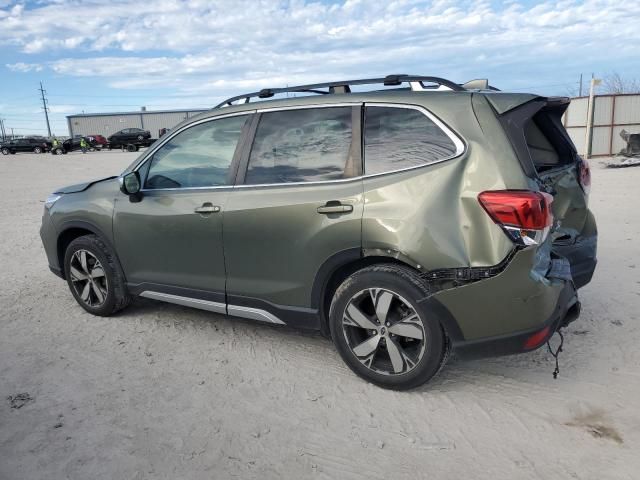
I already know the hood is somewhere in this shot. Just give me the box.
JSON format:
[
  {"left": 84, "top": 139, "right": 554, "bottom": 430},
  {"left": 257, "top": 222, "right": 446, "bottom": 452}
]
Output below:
[{"left": 54, "top": 176, "right": 117, "bottom": 194}]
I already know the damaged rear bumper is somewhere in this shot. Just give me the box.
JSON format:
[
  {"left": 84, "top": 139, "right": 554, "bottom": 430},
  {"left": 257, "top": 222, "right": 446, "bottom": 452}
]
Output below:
[
  {"left": 451, "top": 282, "right": 579, "bottom": 359},
  {"left": 422, "top": 247, "right": 581, "bottom": 359}
]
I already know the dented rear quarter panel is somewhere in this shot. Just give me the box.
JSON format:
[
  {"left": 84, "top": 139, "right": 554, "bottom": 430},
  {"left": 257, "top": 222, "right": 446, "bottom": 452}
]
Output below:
[
  {"left": 362, "top": 93, "right": 531, "bottom": 271},
  {"left": 361, "top": 93, "right": 574, "bottom": 341}
]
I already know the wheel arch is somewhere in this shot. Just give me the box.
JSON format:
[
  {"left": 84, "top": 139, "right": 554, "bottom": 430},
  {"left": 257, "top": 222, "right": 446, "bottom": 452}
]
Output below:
[
  {"left": 56, "top": 221, "right": 124, "bottom": 281},
  {"left": 312, "top": 250, "right": 463, "bottom": 340}
]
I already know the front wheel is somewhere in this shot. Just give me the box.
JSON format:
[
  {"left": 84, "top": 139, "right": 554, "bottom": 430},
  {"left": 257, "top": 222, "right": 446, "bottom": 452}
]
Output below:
[
  {"left": 136, "top": 135, "right": 144, "bottom": 141},
  {"left": 34, "top": 146, "right": 43, "bottom": 154},
  {"left": 64, "top": 235, "right": 131, "bottom": 316},
  {"left": 329, "top": 264, "right": 448, "bottom": 390},
  {"left": 1, "top": 147, "right": 9, "bottom": 155},
  {"left": 53, "top": 148, "right": 64, "bottom": 155}
]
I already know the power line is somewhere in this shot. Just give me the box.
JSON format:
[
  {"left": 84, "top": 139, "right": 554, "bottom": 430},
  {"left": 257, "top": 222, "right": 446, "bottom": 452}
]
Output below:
[{"left": 39, "top": 81, "right": 52, "bottom": 137}]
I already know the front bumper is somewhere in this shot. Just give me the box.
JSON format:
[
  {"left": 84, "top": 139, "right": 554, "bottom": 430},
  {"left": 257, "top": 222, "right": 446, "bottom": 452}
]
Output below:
[{"left": 40, "top": 209, "right": 62, "bottom": 278}]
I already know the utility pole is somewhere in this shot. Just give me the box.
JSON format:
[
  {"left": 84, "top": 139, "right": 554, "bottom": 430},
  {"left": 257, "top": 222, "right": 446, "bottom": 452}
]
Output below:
[
  {"left": 0, "top": 118, "right": 6, "bottom": 141},
  {"left": 584, "top": 74, "right": 601, "bottom": 159},
  {"left": 578, "top": 73, "right": 583, "bottom": 97},
  {"left": 39, "top": 81, "right": 52, "bottom": 137}
]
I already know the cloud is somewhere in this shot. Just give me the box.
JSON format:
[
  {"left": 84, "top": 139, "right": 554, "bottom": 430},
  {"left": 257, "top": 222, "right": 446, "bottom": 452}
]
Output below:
[
  {"left": 1, "top": 0, "right": 639, "bottom": 98},
  {"left": 6, "top": 62, "right": 43, "bottom": 72}
]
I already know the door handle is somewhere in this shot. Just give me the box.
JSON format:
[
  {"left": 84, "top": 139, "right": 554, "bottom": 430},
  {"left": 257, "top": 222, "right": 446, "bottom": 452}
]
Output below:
[
  {"left": 194, "top": 203, "right": 221, "bottom": 214},
  {"left": 317, "top": 202, "right": 353, "bottom": 214}
]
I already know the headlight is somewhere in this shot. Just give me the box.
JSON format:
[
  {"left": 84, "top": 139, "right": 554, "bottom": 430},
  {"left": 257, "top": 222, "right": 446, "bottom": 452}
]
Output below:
[{"left": 44, "top": 193, "right": 62, "bottom": 209}]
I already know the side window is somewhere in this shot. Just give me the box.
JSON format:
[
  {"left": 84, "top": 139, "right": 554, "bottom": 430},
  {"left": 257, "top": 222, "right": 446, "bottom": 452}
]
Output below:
[
  {"left": 364, "top": 106, "right": 458, "bottom": 175},
  {"left": 145, "top": 115, "right": 248, "bottom": 189},
  {"left": 245, "top": 107, "right": 355, "bottom": 185}
]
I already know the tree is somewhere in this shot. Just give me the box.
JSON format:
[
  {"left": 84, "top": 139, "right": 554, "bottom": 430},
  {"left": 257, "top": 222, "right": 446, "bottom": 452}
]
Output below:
[{"left": 601, "top": 72, "right": 640, "bottom": 94}]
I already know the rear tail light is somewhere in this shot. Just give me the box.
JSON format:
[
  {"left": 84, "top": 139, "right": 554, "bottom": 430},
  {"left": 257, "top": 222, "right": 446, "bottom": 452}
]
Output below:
[
  {"left": 523, "top": 325, "right": 551, "bottom": 350},
  {"left": 478, "top": 190, "right": 554, "bottom": 246},
  {"left": 578, "top": 158, "right": 591, "bottom": 194}
]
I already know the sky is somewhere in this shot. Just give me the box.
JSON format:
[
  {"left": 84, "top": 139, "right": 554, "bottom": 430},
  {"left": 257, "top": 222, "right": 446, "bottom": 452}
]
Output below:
[{"left": 0, "top": 0, "right": 639, "bottom": 137}]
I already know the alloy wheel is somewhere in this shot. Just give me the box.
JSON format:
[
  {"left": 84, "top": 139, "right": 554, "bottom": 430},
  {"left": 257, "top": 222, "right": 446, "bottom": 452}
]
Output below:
[
  {"left": 69, "top": 250, "right": 109, "bottom": 307},
  {"left": 342, "top": 288, "right": 426, "bottom": 375}
]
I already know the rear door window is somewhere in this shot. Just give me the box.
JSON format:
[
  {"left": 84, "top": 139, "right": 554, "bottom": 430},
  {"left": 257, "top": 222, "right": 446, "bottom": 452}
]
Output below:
[
  {"left": 364, "top": 106, "right": 458, "bottom": 175},
  {"left": 144, "top": 115, "right": 248, "bottom": 189},
  {"left": 244, "top": 107, "right": 356, "bottom": 185}
]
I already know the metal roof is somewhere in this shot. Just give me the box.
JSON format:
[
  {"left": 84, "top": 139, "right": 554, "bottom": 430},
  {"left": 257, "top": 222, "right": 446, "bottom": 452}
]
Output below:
[{"left": 66, "top": 108, "right": 207, "bottom": 119}]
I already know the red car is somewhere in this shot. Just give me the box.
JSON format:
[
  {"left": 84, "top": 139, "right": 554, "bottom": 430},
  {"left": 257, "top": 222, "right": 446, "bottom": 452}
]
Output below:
[{"left": 87, "top": 135, "right": 108, "bottom": 148}]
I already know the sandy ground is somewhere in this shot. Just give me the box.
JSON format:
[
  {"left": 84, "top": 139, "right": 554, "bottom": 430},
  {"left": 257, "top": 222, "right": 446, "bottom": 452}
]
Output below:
[{"left": 0, "top": 150, "right": 639, "bottom": 480}]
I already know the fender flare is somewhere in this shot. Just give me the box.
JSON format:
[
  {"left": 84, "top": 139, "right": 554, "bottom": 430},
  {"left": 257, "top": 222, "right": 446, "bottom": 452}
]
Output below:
[{"left": 56, "top": 220, "right": 126, "bottom": 281}]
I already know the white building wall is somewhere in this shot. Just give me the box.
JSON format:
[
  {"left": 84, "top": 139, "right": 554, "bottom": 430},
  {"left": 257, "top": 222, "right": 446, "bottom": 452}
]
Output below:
[
  {"left": 563, "top": 94, "right": 640, "bottom": 156},
  {"left": 67, "top": 110, "right": 206, "bottom": 138}
]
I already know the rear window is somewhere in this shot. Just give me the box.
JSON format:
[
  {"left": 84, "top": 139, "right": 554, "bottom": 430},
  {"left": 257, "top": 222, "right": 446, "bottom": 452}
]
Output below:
[
  {"left": 364, "top": 106, "right": 458, "bottom": 175},
  {"left": 524, "top": 109, "right": 575, "bottom": 170}
]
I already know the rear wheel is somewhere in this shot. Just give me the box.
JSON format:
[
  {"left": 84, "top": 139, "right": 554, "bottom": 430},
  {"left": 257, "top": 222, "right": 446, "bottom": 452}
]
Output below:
[
  {"left": 33, "top": 146, "right": 43, "bottom": 154},
  {"left": 126, "top": 144, "right": 138, "bottom": 152},
  {"left": 64, "top": 235, "right": 131, "bottom": 316},
  {"left": 1, "top": 148, "right": 9, "bottom": 155},
  {"left": 136, "top": 134, "right": 144, "bottom": 141},
  {"left": 54, "top": 148, "right": 64, "bottom": 155},
  {"left": 329, "top": 264, "right": 447, "bottom": 390}
]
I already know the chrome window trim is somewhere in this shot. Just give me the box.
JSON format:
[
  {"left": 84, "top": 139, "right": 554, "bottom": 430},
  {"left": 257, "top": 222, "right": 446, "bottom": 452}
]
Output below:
[
  {"left": 361, "top": 102, "right": 466, "bottom": 178},
  {"left": 128, "top": 102, "right": 466, "bottom": 191},
  {"left": 139, "top": 185, "right": 233, "bottom": 193},
  {"left": 255, "top": 102, "right": 360, "bottom": 113},
  {"left": 233, "top": 176, "right": 361, "bottom": 189},
  {"left": 129, "top": 110, "right": 255, "bottom": 174},
  {"left": 239, "top": 102, "right": 466, "bottom": 188}
]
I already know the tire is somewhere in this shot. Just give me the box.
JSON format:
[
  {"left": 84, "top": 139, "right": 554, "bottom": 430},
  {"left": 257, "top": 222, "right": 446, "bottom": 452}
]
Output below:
[
  {"left": 1, "top": 148, "right": 9, "bottom": 155},
  {"left": 126, "top": 144, "right": 137, "bottom": 152},
  {"left": 136, "top": 135, "right": 144, "bottom": 141},
  {"left": 34, "top": 146, "right": 43, "bottom": 154},
  {"left": 64, "top": 234, "right": 131, "bottom": 316},
  {"left": 54, "top": 148, "right": 64, "bottom": 155},
  {"left": 329, "top": 264, "right": 448, "bottom": 390}
]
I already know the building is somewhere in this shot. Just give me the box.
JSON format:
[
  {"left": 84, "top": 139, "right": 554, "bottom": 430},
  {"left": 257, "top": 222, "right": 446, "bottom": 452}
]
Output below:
[
  {"left": 66, "top": 108, "right": 208, "bottom": 139},
  {"left": 563, "top": 93, "right": 640, "bottom": 157}
]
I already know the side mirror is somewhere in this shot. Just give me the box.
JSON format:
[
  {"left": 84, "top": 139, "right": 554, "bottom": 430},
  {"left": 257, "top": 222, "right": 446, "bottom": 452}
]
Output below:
[{"left": 119, "top": 171, "right": 141, "bottom": 195}]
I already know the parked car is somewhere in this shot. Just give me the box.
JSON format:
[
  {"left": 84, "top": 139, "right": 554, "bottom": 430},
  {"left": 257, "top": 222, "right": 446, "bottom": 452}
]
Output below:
[
  {"left": 39, "top": 75, "right": 597, "bottom": 390},
  {"left": 1, "top": 137, "right": 50, "bottom": 154},
  {"left": 107, "top": 128, "right": 151, "bottom": 148},
  {"left": 87, "top": 135, "right": 108, "bottom": 148},
  {"left": 51, "top": 137, "right": 88, "bottom": 155},
  {"left": 159, "top": 127, "right": 172, "bottom": 138}
]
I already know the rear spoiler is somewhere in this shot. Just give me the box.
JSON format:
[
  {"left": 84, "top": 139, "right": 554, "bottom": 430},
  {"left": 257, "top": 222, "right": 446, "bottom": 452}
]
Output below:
[{"left": 483, "top": 93, "right": 570, "bottom": 115}]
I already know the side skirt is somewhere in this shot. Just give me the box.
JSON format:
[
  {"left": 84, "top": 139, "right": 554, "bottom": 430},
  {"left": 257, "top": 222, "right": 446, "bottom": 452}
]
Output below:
[{"left": 129, "top": 283, "right": 320, "bottom": 329}]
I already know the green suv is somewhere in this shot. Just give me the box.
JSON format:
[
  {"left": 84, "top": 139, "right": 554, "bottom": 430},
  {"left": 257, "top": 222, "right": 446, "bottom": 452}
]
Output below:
[{"left": 40, "top": 75, "right": 597, "bottom": 390}]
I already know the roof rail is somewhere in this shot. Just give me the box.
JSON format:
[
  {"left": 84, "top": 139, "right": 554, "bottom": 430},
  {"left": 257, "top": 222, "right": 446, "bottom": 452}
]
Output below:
[{"left": 214, "top": 74, "right": 473, "bottom": 108}]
